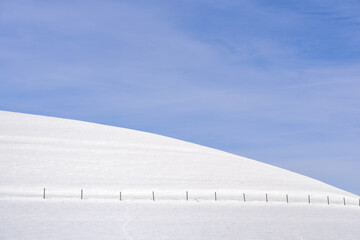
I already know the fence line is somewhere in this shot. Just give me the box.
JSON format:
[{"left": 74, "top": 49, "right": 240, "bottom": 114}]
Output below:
[{"left": 30, "top": 189, "right": 360, "bottom": 207}]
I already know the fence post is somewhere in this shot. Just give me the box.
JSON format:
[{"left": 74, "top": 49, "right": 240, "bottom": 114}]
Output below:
[
  {"left": 308, "top": 195, "right": 310, "bottom": 204},
  {"left": 243, "top": 193, "right": 246, "bottom": 202},
  {"left": 120, "top": 192, "right": 122, "bottom": 201},
  {"left": 81, "top": 189, "right": 83, "bottom": 200},
  {"left": 186, "top": 191, "right": 188, "bottom": 201},
  {"left": 286, "top": 194, "right": 289, "bottom": 203},
  {"left": 327, "top": 196, "right": 329, "bottom": 205},
  {"left": 43, "top": 188, "right": 46, "bottom": 199},
  {"left": 152, "top": 191, "right": 155, "bottom": 201},
  {"left": 266, "top": 193, "right": 268, "bottom": 203},
  {"left": 343, "top": 197, "right": 346, "bottom": 206},
  {"left": 215, "top": 192, "right": 217, "bottom": 201}
]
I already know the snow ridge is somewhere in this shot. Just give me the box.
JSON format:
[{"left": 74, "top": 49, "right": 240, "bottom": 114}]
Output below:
[{"left": 0, "top": 110, "right": 357, "bottom": 197}]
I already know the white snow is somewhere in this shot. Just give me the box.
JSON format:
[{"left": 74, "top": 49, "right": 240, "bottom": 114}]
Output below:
[
  {"left": 1, "top": 199, "right": 359, "bottom": 240},
  {"left": 0, "top": 110, "right": 359, "bottom": 239}
]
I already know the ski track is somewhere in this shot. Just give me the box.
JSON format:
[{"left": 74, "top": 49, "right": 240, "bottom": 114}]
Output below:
[{"left": 121, "top": 203, "right": 133, "bottom": 240}]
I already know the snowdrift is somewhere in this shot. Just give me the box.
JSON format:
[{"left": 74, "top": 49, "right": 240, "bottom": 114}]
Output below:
[
  {"left": 1, "top": 110, "right": 359, "bottom": 240},
  {"left": 0, "top": 110, "right": 356, "bottom": 200}
]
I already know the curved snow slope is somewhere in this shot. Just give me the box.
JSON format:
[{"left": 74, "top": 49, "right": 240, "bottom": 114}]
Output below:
[{"left": 0, "top": 110, "right": 354, "bottom": 197}]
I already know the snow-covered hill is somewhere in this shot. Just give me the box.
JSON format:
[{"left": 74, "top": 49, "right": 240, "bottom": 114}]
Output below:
[
  {"left": 0, "top": 110, "right": 359, "bottom": 240},
  {"left": 0, "top": 110, "right": 355, "bottom": 196}
]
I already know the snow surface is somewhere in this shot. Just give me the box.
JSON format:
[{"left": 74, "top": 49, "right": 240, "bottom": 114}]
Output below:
[
  {"left": 1, "top": 199, "right": 359, "bottom": 240},
  {"left": 0, "top": 110, "right": 359, "bottom": 239}
]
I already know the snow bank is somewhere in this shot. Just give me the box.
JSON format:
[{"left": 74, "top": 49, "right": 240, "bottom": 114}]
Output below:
[
  {"left": 0, "top": 110, "right": 356, "bottom": 197},
  {"left": 0, "top": 110, "right": 359, "bottom": 239}
]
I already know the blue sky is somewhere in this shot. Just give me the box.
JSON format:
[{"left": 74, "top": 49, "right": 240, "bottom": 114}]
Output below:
[{"left": 1, "top": 0, "right": 359, "bottom": 194}]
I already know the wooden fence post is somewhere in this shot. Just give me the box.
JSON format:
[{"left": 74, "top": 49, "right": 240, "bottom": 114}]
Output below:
[
  {"left": 120, "top": 192, "right": 122, "bottom": 201},
  {"left": 243, "top": 193, "right": 246, "bottom": 202},
  {"left": 308, "top": 195, "right": 310, "bottom": 204},
  {"left": 186, "top": 191, "right": 188, "bottom": 201},
  {"left": 215, "top": 192, "right": 217, "bottom": 201},
  {"left": 286, "top": 194, "right": 289, "bottom": 203},
  {"left": 343, "top": 197, "right": 346, "bottom": 206},
  {"left": 43, "top": 188, "right": 46, "bottom": 199},
  {"left": 152, "top": 191, "right": 155, "bottom": 201},
  {"left": 81, "top": 189, "right": 83, "bottom": 200},
  {"left": 327, "top": 196, "right": 329, "bottom": 205},
  {"left": 266, "top": 193, "right": 268, "bottom": 203}
]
